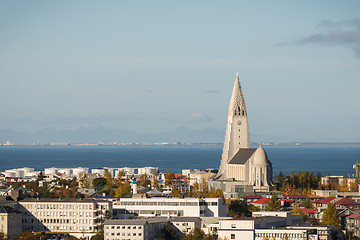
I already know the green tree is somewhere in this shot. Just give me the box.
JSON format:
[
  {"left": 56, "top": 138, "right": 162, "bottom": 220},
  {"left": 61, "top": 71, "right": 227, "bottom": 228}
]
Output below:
[
  {"left": 155, "top": 224, "right": 177, "bottom": 240},
  {"left": 321, "top": 202, "right": 340, "bottom": 230},
  {"left": 228, "top": 199, "right": 251, "bottom": 218},
  {"left": 93, "top": 178, "right": 107, "bottom": 188},
  {"left": 302, "top": 196, "right": 313, "bottom": 209},
  {"left": 268, "top": 194, "right": 281, "bottom": 211},
  {"left": 182, "top": 228, "right": 205, "bottom": 240}
]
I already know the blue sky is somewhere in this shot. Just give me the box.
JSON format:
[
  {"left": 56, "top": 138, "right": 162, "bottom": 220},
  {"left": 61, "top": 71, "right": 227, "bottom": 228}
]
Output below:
[{"left": 1, "top": 1, "right": 359, "bottom": 142}]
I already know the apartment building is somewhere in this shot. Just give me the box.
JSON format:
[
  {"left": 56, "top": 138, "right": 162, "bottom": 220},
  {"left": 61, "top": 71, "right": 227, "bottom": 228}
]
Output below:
[
  {"left": 19, "top": 198, "right": 112, "bottom": 238},
  {"left": 113, "top": 197, "right": 226, "bottom": 218},
  {"left": 0, "top": 205, "right": 22, "bottom": 239}
]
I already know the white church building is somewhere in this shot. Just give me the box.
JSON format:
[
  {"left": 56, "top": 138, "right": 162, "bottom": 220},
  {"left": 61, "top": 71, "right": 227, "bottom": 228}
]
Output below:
[{"left": 209, "top": 74, "right": 273, "bottom": 197}]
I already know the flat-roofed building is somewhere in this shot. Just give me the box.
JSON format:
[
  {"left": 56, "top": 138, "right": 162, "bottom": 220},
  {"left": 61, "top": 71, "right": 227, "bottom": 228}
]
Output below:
[
  {"left": 104, "top": 218, "right": 169, "bottom": 240},
  {"left": 19, "top": 198, "right": 112, "bottom": 238},
  {"left": 113, "top": 197, "right": 226, "bottom": 218},
  {"left": 0, "top": 205, "right": 22, "bottom": 239}
]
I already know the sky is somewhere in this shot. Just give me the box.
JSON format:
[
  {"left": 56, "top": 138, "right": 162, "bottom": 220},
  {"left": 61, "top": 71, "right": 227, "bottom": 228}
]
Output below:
[{"left": 0, "top": 1, "right": 359, "bottom": 142}]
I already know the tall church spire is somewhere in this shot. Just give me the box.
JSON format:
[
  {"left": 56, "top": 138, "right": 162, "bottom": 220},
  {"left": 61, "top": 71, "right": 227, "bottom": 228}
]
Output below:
[{"left": 216, "top": 74, "right": 251, "bottom": 179}]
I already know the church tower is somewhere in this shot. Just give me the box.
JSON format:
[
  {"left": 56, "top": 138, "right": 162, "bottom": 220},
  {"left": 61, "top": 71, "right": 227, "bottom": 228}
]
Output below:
[{"left": 217, "top": 74, "right": 250, "bottom": 179}]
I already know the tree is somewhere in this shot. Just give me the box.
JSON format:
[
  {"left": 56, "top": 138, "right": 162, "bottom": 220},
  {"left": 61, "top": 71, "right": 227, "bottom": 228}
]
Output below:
[
  {"left": 104, "top": 169, "right": 113, "bottom": 186},
  {"left": 138, "top": 174, "right": 151, "bottom": 187},
  {"left": 228, "top": 199, "right": 251, "bottom": 218},
  {"left": 182, "top": 228, "right": 205, "bottom": 240},
  {"left": 165, "top": 167, "right": 174, "bottom": 187},
  {"left": 171, "top": 187, "right": 180, "bottom": 198},
  {"left": 37, "top": 171, "right": 45, "bottom": 181},
  {"left": 93, "top": 178, "right": 107, "bottom": 188},
  {"left": 151, "top": 172, "right": 159, "bottom": 189},
  {"left": 155, "top": 224, "right": 177, "bottom": 240},
  {"left": 302, "top": 196, "right": 313, "bottom": 209},
  {"left": 268, "top": 194, "right": 281, "bottom": 211},
  {"left": 292, "top": 203, "right": 302, "bottom": 215},
  {"left": 116, "top": 170, "right": 126, "bottom": 184},
  {"left": 321, "top": 202, "right": 340, "bottom": 230},
  {"left": 115, "top": 182, "right": 131, "bottom": 198}
]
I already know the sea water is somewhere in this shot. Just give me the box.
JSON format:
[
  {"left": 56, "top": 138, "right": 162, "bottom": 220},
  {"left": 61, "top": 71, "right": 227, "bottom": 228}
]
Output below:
[{"left": 0, "top": 145, "right": 359, "bottom": 176}]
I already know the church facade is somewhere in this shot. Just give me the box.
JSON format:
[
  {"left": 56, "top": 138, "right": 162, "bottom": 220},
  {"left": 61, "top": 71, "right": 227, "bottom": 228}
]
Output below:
[{"left": 209, "top": 74, "right": 273, "bottom": 197}]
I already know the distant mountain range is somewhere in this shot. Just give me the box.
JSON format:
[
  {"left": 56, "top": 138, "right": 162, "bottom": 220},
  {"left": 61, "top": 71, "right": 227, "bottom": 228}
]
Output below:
[{"left": 0, "top": 127, "right": 358, "bottom": 144}]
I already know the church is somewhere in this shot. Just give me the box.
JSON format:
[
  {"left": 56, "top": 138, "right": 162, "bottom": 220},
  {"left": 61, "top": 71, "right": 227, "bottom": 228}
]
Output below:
[{"left": 209, "top": 74, "right": 273, "bottom": 197}]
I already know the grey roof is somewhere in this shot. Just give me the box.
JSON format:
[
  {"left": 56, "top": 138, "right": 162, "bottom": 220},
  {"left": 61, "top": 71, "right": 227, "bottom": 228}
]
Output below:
[
  {"left": 170, "top": 217, "right": 201, "bottom": 222},
  {"left": 19, "top": 198, "right": 108, "bottom": 203},
  {"left": 104, "top": 218, "right": 169, "bottom": 226},
  {"left": 228, "top": 148, "right": 256, "bottom": 165},
  {"left": 0, "top": 205, "right": 20, "bottom": 214}
]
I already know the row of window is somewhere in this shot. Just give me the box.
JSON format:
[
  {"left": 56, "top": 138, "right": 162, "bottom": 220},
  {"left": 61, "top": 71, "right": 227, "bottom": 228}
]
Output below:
[
  {"left": 106, "top": 232, "right": 142, "bottom": 237},
  {"left": 22, "top": 204, "right": 94, "bottom": 210},
  {"left": 255, "top": 232, "right": 306, "bottom": 238},
  {"left": 119, "top": 201, "right": 200, "bottom": 206},
  {"left": 106, "top": 226, "right": 142, "bottom": 230}
]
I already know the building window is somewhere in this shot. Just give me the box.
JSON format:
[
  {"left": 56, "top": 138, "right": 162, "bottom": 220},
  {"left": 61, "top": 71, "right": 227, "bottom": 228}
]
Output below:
[
  {"left": 231, "top": 234, "right": 235, "bottom": 239},
  {"left": 231, "top": 224, "right": 236, "bottom": 229}
]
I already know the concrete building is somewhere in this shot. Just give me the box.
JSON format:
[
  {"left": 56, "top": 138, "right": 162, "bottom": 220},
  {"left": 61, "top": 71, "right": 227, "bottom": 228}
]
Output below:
[
  {"left": 170, "top": 217, "right": 201, "bottom": 238},
  {"left": 0, "top": 205, "right": 22, "bottom": 239},
  {"left": 113, "top": 197, "right": 226, "bottom": 218},
  {"left": 217, "top": 216, "right": 334, "bottom": 240},
  {"left": 18, "top": 198, "right": 112, "bottom": 238},
  {"left": 104, "top": 218, "right": 169, "bottom": 240},
  {"left": 209, "top": 75, "right": 273, "bottom": 197}
]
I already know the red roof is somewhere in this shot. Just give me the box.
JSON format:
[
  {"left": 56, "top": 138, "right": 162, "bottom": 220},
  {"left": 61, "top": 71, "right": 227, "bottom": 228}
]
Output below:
[
  {"left": 313, "top": 197, "right": 336, "bottom": 204},
  {"left": 307, "top": 194, "right": 325, "bottom": 199},
  {"left": 173, "top": 173, "right": 186, "bottom": 179},
  {"left": 252, "top": 198, "right": 270, "bottom": 205},
  {"left": 280, "top": 199, "right": 294, "bottom": 203},
  {"left": 346, "top": 213, "right": 360, "bottom": 219},
  {"left": 283, "top": 195, "right": 307, "bottom": 199},
  {"left": 301, "top": 208, "right": 318, "bottom": 214},
  {"left": 335, "top": 198, "right": 360, "bottom": 206},
  {"left": 240, "top": 195, "right": 263, "bottom": 199}
]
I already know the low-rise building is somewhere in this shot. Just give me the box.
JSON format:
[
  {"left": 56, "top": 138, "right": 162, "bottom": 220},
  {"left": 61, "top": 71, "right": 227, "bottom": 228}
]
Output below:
[
  {"left": 19, "top": 198, "right": 112, "bottom": 239},
  {"left": 0, "top": 205, "right": 22, "bottom": 239},
  {"left": 104, "top": 218, "right": 169, "bottom": 240},
  {"left": 113, "top": 197, "right": 226, "bottom": 218}
]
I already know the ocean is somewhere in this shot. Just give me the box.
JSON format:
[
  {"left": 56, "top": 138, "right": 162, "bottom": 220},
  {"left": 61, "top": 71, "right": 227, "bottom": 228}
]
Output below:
[{"left": 0, "top": 145, "right": 360, "bottom": 176}]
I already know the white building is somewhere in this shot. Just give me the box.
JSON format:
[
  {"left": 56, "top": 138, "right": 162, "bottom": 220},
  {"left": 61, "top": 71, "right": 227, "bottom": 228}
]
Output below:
[
  {"left": 19, "top": 198, "right": 112, "bottom": 239},
  {"left": 113, "top": 197, "right": 226, "bottom": 218},
  {"left": 0, "top": 205, "right": 22, "bottom": 239},
  {"left": 104, "top": 218, "right": 169, "bottom": 240}
]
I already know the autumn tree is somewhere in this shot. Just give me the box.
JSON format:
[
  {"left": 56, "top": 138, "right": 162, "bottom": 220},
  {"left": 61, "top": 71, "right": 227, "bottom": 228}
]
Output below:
[
  {"left": 138, "top": 174, "right": 151, "bottom": 187},
  {"left": 321, "top": 203, "right": 340, "bottom": 230},
  {"left": 292, "top": 203, "right": 302, "bottom": 215},
  {"left": 165, "top": 167, "right": 174, "bottom": 187},
  {"left": 151, "top": 172, "right": 159, "bottom": 189},
  {"left": 115, "top": 182, "right": 131, "bottom": 198},
  {"left": 268, "top": 194, "right": 281, "bottom": 211},
  {"left": 104, "top": 169, "right": 113, "bottom": 186}
]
